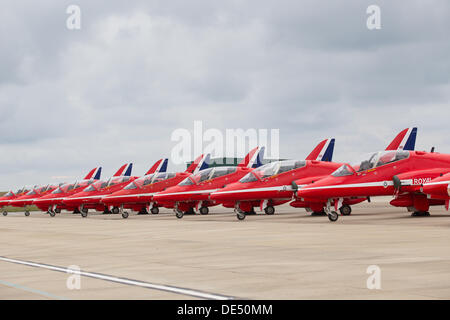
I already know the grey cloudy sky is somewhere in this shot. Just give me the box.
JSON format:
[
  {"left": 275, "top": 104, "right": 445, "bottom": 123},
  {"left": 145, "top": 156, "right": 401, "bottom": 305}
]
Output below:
[{"left": 1, "top": 0, "right": 449, "bottom": 190}]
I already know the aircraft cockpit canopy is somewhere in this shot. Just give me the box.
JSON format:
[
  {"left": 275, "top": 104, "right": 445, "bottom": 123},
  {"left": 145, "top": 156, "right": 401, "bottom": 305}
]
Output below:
[
  {"left": 239, "top": 160, "right": 306, "bottom": 183},
  {"left": 332, "top": 150, "right": 410, "bottom": 177}
]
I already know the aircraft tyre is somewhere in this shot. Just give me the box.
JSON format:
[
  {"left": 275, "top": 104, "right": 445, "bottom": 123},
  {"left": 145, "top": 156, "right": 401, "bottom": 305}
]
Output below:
[
  {"left": 112, "top": 207, "right": 119, "bottom": 214},
  {"left": 122, "top": 211, "right": 129, "bottom": 219},
  {"left": 264, "top": 206, "right": 275, "bottom": 215},
  {"left": 54, "top": 208, "right": 61, "bottom": 214},
  {"left": 199, "top": 206, "right": 209, "bottom": 215},
  {"left": 339, "top": 205, "right": 352, "bottom": 216},
  {"left": 411, "top": 211, "right": 430, "bottom": 217},
  {"left": 236, "top": 211, "right": 246, "bottom": 220},
  {"left": 175, "top": 210, "right": 184, "bottom": 219},
  {"left": 49, "top": 210, "right": 56, "bottom": 217},
  {"left": 24, "top": 211, "right": 30, "bottom": 217},
  {"left": 2, "top": 211, "right": 7, "bottom": 216},
  {"left": 328, "top": 211, "right": 339, "bottom": 222},
  {"left": 151, "top": 207, "right": 159, "bottom": 214},
  {"left": 81, "top": 211, "right": 88, "bottom": 218}
]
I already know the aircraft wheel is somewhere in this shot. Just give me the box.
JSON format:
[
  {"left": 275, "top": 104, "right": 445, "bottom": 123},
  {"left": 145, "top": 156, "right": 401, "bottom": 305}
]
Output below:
[
  {"left": 175, "top": 210, "right": 184, "bottom": 219},
  {"left": 81, "top": 208, "right": 88, "bottom": 214},
  {"left": 24, "top": 211, "right": 30, "bottom": 217},
  {"left": 199, "top": 206, "right": 209, "bottom": 215},
  {"left": 54, "top": 208, "right": 61, "bottom": 214},
  {"left": 151, "top": 207, "right": 159, "bottom": 214},
  {"left": 49, "top": 210, "right": 56, "bottom": 217},
  {"left": 81, "top": 211, "right": 88, "bottom": 218},
  {"left": 236, "top": 211, "right": 246, "bottom": 220},
  {"left": 3, "top": 211, "right": 7, "bottom": 216},
  {"left": 339, "top": 205, "right": 352, "bottom": 216},
  {"left": 264, "top": 206, "right": 275, "bottom": 215},
  {"left": 112, "top": 207, "right": 119, "bottom": 214},
  {"left": 411, "top": 211, "right": 430, "bottom": 217},
  {"left": 122, "top": 211, "right": 129, "bottom": 219},
  {"left": 328, "top": 211, "right": 339, "bottom": 222}
]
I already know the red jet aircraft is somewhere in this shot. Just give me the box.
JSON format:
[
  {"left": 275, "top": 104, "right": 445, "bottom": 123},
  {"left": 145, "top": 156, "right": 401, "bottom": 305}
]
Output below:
[
  {"left": 292, "top": 133, "right": 450, "bottom": 223},
  {"left": 101, "top": 154, "right": 210, "bottom": 218},
  {"left": 33, "top": 167, "right": 102, "bottom": 216},
  {"left": 62, "top": 163, "right": 137, "bottom": 217},
  {"left": 210, "top": 128, "right": 418, "bottom": 220},
  {"left": 153, "top": 147, "right": 264, "bottom": 218},
  {"left": 7, "top": 184, "right": 60, "bottom": 216},
  {"left": 0, "top": 187, "right": 31, "bottom": 216}
]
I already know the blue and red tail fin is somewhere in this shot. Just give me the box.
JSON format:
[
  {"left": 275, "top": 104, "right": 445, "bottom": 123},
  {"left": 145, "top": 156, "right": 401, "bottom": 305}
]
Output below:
[
  {"left": 84, "top": 167, "right": 99, "bottom": 180},
  {"left": 305, "top": 138, "right": 335, "bottom": 162},
  {"left": 145, "top": 159, "right": 169, "bottom": 175},
  {"left": 113, "top": 163, "right": 133, "bottom": 177},
  {"left": 385, "top": 127, "right": 417, "bottom": 151},
  {"left": 238, "top": 147, "right": 261, "bottom": 168},
  {"left": 93, "top": 167, "right": 102, "bottom": 180},
  {"left": 186, "top": 154, "right": 210, "bottom": 174},
  {"left": 253, "top": 146, "right": 265, "bottom": 168}
]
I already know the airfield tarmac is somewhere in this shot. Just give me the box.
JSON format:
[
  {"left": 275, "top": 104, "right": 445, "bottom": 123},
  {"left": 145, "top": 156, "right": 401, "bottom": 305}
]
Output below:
[{"left": 1, "top": 198, "right": 450, "bottom": 300}]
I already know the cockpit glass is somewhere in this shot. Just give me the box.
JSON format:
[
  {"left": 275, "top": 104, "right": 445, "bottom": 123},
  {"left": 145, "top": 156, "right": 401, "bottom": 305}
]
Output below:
[
  {"left": 52, "top": 187, "right": 63, "bottom": 194},
  {"left": 210, "top": 167, "right": 237, "bottom": 179},
  {"left": 349, "top": 150, "right": 410, "bottom": 172},
  {"left": 26, "top": 190, "right": 37, "bottom": 195},
  {"left": 4, "top": 191, "right": 14, "bottom": 197},
  {"left": 239, "top": 172, "right": 259, "bottom": 183},
  {"left": 124, "top": 182, "right": 138, "bottom": 190},
  {"left": 179, "top": 177, "right": 194, "bottom": 186},
  {"left": 84, "top": 184, "right": 98, "bottom": 192},
  {"left": 332, "top": 164, "right": 354, "bottom": 177},
  {"left": 251, "top": 160, "right": 306, "bottom": 180}
]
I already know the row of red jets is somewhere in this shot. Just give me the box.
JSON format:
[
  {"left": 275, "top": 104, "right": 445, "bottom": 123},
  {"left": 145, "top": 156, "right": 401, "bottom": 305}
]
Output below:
[{"left": 3, "top": 127, "right": 447, "bottom": 222}]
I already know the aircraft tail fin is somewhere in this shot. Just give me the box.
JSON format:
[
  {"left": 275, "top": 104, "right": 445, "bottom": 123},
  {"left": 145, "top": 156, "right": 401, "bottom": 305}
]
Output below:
[
  {"left": 145, "top": 159, "right": 168, "bottom": 175},
  {"left": 186, "top": 154, "right": 210, "bottom": 174},
  {"left": 113, "top": 163, "right": 133, "bottom": 177},
  {"left": 93, "top": 167, "right": 102, "bottom": 180},
  {"left": 385, "top": 127, "right": 417, "bottom": 151},
  {"left": 253, "top": 146, "right": 265, "bottom": 168},
  {"left": 84, "top": 167, "right": 101, "bottom": 180},
  {"left": 305, "top": 138, "right": 335, "bottom": 162},
  {"left": 238, "top": 147, "right": 260, "bottom": 168}
]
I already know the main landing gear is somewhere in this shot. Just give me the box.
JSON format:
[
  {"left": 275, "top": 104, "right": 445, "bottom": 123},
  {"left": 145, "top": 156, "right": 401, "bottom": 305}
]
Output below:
[
  {"left": 199, "top": 206, "right": 209, "bottom": 215},
  {"left": 339, "top": 204, "right": 352, "bottom": 216},
  {"left": 3, "top": 211, "right": 7, "bottom": 216},
  {"left": 264, "top": 206, "right": 275, "bottom": 215},
  {"left": 174, "top": 207, "right": 195, "bottom": 219},
  {"left": 24, "top": 211, "right": 30, "bottom": 217},
  {"left": 150, "top": 207, "right": 159, "bottom": 215}
]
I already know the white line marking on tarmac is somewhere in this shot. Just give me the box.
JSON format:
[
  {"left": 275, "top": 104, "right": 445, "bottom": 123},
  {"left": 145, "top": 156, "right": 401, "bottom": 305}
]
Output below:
[
  {"left": 0, "top": 256, "right": 234, "bottom": 300},
  {"left": 0, "top": 279, "right": 69, "bottom": 300}
]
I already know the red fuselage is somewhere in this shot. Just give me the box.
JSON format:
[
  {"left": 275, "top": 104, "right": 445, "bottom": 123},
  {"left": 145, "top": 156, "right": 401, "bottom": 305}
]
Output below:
[
  {"left": 210, "top": 160, "right": 342, "bottom": 212},
  {"left": 8, "top": 186, "right": 58, "bottom": 208},
  {"left": 33, "top": 180, "right": 96, "bottom": 212},
  {"left": 62, "top": 176, "right": 138, "bottom": 211},
  {"left": 296, "top": 151, "right": 450, "bottom": 212},
  {"left": 101, "top": 172, "right": 191, "bottom": 211},
  {"left": 153, "top": 166, "right": 253, "bottom": 212}
]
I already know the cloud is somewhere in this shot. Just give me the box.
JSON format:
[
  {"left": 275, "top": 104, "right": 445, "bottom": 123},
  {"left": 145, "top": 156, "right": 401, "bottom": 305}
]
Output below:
[{"left": 0, "top": 0, "right": 449, "bottom": 189}]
